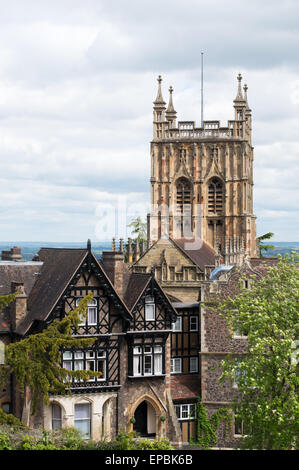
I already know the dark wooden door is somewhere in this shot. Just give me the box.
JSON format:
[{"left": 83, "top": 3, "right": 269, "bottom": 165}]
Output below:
[{"left": 133, "top": 402, "right": 147, "bottom": 436}]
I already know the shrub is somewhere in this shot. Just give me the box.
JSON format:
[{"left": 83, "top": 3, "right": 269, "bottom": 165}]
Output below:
[
  {"left": 0, "top": 431, "right": 12, "bottom": 450},
  {"left": 0, "top": 409, "right": 26, "bottom": 428},
  {"left": 97, "top": 432, "right": 174, "bottom": 450}
]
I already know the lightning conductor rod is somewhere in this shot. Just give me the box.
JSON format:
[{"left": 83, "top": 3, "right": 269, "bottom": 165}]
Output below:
[{"left": 201, "top": 51, "right": 204, "bottom": 128}]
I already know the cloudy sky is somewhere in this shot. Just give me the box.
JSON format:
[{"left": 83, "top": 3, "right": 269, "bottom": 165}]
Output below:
[{"left": 0, "top": 0, "right": 298, "bottom": 242}]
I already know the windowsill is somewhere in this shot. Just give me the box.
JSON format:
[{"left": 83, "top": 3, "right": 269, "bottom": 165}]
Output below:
[
  {"left": 128, "top": 374, "right": 166, "bottom": 379},
  {"left": 177, "top": 418, "right": 196, "bottom": 422}
]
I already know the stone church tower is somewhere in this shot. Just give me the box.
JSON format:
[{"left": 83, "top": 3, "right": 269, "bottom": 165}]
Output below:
[{"left": 148, "top": 74, "right": 258, "bottom": 259}]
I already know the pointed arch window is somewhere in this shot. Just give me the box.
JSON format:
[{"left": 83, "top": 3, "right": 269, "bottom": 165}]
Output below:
[
  {"left": 176, "top": 178, "right": 191, "bottom": 211},
  {"left": 208, "top": 178, "right": 223, "bottom": 215}
]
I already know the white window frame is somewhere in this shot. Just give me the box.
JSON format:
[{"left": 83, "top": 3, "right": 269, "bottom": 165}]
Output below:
[
  {"left": 76, "top": 298, "right": 97, "bottom": 326},
  {"left": 145, "top": 296, "right": 155, "bottom": 321},
  {"left": 74, "top": 403, "right": 91, "bottom": 439},
  {"left": 144, "top": 346, "right": 153, "bottom": 375},
  {"left": 175, "top": 403, "right": 196, "bottom": 421},
  {"left": 133, "top": 346, "right": 142, "bottom": 376},
  {"left": 171, "top": 357, "right": 182, "bottom": 374},
  {"left": 189, "top": 316, "right": 198, "bottom": 332},
  {"left": 133, "top": 344, "right": 163, "bottom": 377},
  {"left": 62, "top": 349, "right": 106, "bottom": 382},
  {"left": 172, "top": 316, "right": 182, "bottom": 331}
]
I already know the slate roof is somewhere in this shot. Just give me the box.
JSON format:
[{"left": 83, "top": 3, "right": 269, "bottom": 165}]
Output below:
[
  {"left": 0, "top": 261, "right": 43, "bottom": 297},
  {"left": 17, "top": 248, "right": 133, "bottom": 336},
  {"left": 1, "top": 246, "right": 178, "bottom": 336},
  {"left": 17, "top": 248, "right": 88, "bottom": 336},
  {"left": 123, "top": 273, "right": 152, "bottom": 310},
  {"left": 172, "top": 238, "right": 215, "bottom": 271},
  {"left": 0, "top": 261, "right": 43, "bottom": 334}
]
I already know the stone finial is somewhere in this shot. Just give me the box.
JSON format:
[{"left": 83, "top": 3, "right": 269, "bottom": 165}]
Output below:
[
  {"left": 243, "top": 83, "right": 251, "bottom": 112},
  {"left": 87, "top": 239, "right": 91, "bottom": 252},
  {"left": 154, "top": 75, "right": 165, "bottom": 105},
  {"left": 166, "top": 86, "right": 176, "bottom": 113},
  {"left": 112, "top": 237, "right": 116, "bottom": 252},
  {"left": 234, "top": 73, "right": 244, "bottom": 101},
  {"left": 119, "top": 238, "right": 124, "bottom": 253}
]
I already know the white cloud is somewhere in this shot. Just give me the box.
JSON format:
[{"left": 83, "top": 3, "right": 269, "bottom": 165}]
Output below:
[{"left": 0, "top": 0, "right": 298, "bottom": 241}]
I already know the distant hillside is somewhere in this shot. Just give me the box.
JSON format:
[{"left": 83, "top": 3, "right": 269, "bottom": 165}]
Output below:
[
  {"left": 0, "top": 241, "right": 112, "bottom": 261},
  {"left": 0, "top": 241, "right": 298, "bottom": 262},
  {"left": 260, "top": 242, "right": 299, "bottom": 258}
]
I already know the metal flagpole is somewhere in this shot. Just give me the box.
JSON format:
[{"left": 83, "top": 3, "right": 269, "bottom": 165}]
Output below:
[{"left": 201, "top": 52, "right": 204, "bottom": 128}]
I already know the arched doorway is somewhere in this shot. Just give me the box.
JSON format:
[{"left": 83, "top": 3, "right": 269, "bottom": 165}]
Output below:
[{"left": 133, "top": 401, "right": 156, "bottom": 438}]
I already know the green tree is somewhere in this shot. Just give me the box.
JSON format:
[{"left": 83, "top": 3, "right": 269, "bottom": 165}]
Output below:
[
  {"left": 128, "top": 216, "right": 147, "bottom": 242},
  {"left": 0, "top": 293, "right": 98, "bottom": 416},
  {"left": 257, "top": 232, "right": 275, "bottom": 256},
  {"left": 216, "top": 253, "right": 299, "bottom": 449}
]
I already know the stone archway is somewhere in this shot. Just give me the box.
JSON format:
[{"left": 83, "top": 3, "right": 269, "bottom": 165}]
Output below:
[{"left": 129, "top": 394, "right": 163, "bottom": 438}]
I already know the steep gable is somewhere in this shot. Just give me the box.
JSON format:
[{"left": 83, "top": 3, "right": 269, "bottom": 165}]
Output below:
[{"left": 17, "top": 248, "right": 131, "bottom": 336}]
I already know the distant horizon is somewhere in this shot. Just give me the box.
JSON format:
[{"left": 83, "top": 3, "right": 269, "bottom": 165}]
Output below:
[{"left": 0, "top": 240, "right": 299, "bottom": 245}]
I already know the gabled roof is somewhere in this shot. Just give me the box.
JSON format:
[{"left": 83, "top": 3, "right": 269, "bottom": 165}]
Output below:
[
  {"left": 172, "top": 238, "right": 215, "bottom": 271},
  {"left": 131, "top": 237, "right": 215, "bottom": 272},
  {"left": 123, "top": 273, "right": 152, "bottom": 311},
  {"left": 123, "top": 272, "right": 177, "bottom": 321},
  {"left": 17, "top": 248, "right": 131, "bottom": 336}
]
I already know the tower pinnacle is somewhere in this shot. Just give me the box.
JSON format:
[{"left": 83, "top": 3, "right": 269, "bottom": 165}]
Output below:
[
  {"left": 166, "top": 86, "right": 176, "bottom": 113},
  {"left": 234, "top": 73, "right": 244, "bottom": 102},
  {"left": 154, "top": 75, "right": 166, "bottom": 105},
  {"left": 243, "top": 83, "right": 251, "bottom": 112}
]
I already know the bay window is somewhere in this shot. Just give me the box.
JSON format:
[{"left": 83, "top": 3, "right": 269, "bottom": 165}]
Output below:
[
  {"left": 62, "top": 349, "right": 106, "bottom": 383},
  {"left": 133, "top": 344, "right": 163, "bottom": 376}
]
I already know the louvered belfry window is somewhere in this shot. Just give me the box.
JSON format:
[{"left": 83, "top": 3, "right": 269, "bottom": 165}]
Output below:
[
  {"left": 176, "top": 178, "right": 191, "bottom": 211},
  {"left": 208, "top": 178, "right": 223, "bottom": 214}
]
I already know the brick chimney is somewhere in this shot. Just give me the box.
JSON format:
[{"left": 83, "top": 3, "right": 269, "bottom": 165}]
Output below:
[
  {"left": 101, "top": 239, "right": 125, "bottom": 298},
  {"left": 1, "top": 246, "right": 22, "bottom": 261},
  {"left": 10, "top": 282, "right": 27, "bottom": 330}
]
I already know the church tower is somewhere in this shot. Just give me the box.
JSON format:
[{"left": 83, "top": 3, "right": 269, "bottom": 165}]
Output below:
[{"left": 148, "top": 74, "right": 258, "bottom": 259}]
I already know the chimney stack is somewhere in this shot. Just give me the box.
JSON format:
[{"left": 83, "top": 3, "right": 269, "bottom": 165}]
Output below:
[
  {"left": 101, "top": 239, "right": 125, "bottom": 298},
  {"left": 10, "top": 282, "right": 27, "bottom": 330},
  {"left": 1, "top": 246, "right": 22, "bottom": 261}
]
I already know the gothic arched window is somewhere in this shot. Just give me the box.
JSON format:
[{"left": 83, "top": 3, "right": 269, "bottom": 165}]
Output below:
[
  {"left": 176, "top": 178, "right": 191, "bottom": 211},
  {"left": 208, "top": 178, "right": 223, "bottom": 214}
]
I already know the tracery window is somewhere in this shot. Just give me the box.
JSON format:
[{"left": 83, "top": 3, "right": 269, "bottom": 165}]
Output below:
[
  {"left": 176, "top": 178, "right": 191, "bottom": 211},
  {"left": 208, "top": 178, "right": 223, "bottom": 214}
]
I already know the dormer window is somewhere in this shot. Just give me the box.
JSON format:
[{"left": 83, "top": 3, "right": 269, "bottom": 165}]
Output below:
[{"left": 145, "top": 296, "right": 155, "bottom": 321}]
